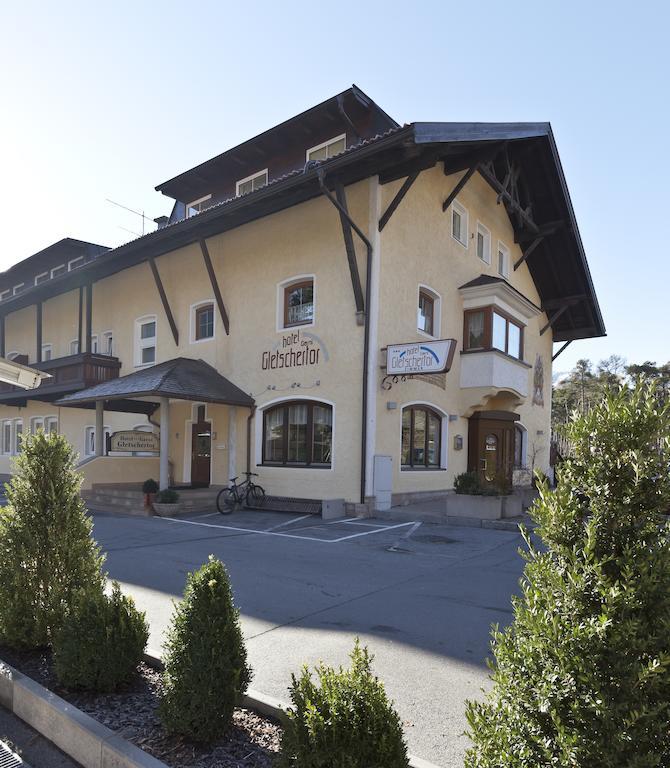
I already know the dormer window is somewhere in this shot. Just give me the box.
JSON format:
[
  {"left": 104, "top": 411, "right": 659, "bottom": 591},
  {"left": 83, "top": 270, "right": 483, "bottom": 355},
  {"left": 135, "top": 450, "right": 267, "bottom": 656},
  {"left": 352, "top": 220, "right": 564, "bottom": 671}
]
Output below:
[
  {"left": 186, "top": 194, "right": 212, "bottom": 218},
  {"left": 68, "top": 256, "right": 85, "bottom": 270},
  {"left": 51, "top": 264, "right": 66, "bottom": 279},
  {"left": 0, "top": 290, "right": 9, "bottom": 302},
  {"left": 35, "top": 272, "right": 49, "bottom": 286},
  {"left": 236, "top": 170, "right": 268, "bottom": 197},
  {"left": 13, "top": 284, "right": 24, "bottom": 295},
  {"left": 306, "top": 134, "right": 346, "bottom": 162}
]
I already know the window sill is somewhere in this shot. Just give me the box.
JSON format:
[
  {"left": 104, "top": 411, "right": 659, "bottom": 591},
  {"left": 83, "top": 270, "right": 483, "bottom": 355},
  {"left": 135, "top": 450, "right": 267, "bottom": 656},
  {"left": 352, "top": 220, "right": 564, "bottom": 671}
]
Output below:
[
  {"left": 279, "top": 321, "right": 315, "bottom": 333},
  {"left": 401, "top": 466, "right": 446, "bottom": 472},
  {"left": 259, "top": 463, "right": 332, "bottom": 470},
  {"left": 452, "top": 236, "right": 468, "bottom": 249}
]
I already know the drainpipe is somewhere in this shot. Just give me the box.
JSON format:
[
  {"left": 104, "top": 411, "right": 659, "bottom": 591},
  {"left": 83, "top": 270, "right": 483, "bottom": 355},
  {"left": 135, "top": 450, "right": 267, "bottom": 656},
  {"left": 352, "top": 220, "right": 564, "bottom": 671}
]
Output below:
[
  {"left": 317, "top": 171, "right": 373, "bottom": 505},
  {"left": 246, "top": 406, "right": 256, "bottom": 476}
]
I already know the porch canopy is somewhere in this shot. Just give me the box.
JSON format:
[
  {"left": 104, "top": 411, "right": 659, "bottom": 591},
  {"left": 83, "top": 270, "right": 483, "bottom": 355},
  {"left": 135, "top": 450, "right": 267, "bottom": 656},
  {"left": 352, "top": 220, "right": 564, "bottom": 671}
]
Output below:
[{"left": 56, "top": 357, "right": 254, "bottom": 489}]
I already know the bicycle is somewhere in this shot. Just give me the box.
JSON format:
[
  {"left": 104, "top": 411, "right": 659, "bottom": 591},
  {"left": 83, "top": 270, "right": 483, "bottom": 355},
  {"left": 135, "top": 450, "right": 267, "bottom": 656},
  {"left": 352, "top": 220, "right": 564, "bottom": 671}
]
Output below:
[{"left": 216, "top": 472, "right": 265, "bottom": 514}]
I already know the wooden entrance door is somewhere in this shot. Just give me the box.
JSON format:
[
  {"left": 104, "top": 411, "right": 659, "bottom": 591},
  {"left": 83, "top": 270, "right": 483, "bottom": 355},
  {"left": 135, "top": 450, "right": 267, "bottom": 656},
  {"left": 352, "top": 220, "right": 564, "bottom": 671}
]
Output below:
[
  {"left": 191, "top": 406, "right": 211, "bottom": 487},
  {"left": 468, "top": 411, "right": 518, "bottom": 490}
]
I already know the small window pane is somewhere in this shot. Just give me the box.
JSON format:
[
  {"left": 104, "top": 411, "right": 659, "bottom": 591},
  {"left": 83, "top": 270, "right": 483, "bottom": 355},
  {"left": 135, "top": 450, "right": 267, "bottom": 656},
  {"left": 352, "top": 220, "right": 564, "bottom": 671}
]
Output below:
[
  {"left": 467, "top": 311, "right": 486, "bottom": 349},
  {"left": 508, "top": 322, "right": 521, "bottom": 359},
  {"left": 312, "top": 406, "right": 332, "bottom": 465},
  {"left": 264, "top": 408, "right": 284, "bottom": 462},
  {"left": 287, "top": 404, "right": 308, "bottom": 463},
  {"left": 3, "top": 423, "right": 11, "bottom": 454},
  {"left": 401, "top": 410, "right": 411, "bottom": 465},
  {"left": 196, "top": 305, "right": 214, "bottom": 340},
  {"left": 477, "top": 232, "right": 484, "bottom": 259},
  {"left": 327, "top": 137, "right": 346, "bottom": 157},
  {"left": 452, "top": 210, "right": 461, "bottom": 242},
  {"left": 141, "top": 321, "right": 156, "bottom": 340},
  {"left": 418, "top": 292, "right": 434, "bottom": 335},
  {"left": 412, "top": 410, "right": 426, "bottom": 466},
  {"left": 14, "top": 423, "right": 22, "bottom": 454},
  {"left": 492, "top": 312, "right": 506, "bottom": 352},
  {"left": 285, "top": 282, "right": 314, "bottom": 327},
  {"left": 252, "top": 172, "right": 268, "bottom": 191},
  {"left": 427, "top": 413, "right": 440, "bottom": 466},
  {"left": 141, "top": 346, "right": 156, "bottom": 364}
]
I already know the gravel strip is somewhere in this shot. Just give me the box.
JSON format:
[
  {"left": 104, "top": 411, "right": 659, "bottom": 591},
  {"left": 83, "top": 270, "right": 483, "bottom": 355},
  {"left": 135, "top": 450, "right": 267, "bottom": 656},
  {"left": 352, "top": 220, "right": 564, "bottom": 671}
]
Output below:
[{"left": 0, "top": 646, "right": 282, "bottom": 768}]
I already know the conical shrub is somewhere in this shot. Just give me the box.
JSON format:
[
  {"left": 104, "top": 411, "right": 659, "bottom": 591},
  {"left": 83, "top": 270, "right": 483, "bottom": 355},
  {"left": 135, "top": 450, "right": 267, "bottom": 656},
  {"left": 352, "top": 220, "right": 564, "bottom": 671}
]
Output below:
[
  {"left": 159, "top": 555, "right": 251, "bottom": 742},
  {"left": 466, "top": 382, "right": 670, "bottom": 766},
  {"left": 0, "top": 430, "right": 105, "bottom": 649}
]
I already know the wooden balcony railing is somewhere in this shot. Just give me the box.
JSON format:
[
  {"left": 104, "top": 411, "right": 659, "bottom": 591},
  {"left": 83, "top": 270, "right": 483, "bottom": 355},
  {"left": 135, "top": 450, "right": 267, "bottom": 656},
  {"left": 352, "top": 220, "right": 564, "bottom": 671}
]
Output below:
[{"left": 0, "top": 353, "right": 121, "bottom": 402}]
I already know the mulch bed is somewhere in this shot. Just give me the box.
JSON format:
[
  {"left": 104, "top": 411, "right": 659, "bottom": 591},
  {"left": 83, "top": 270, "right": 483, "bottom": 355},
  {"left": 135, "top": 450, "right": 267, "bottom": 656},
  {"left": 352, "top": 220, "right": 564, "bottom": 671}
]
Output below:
[{"left": 0, "top": 646, "right": 282, "bottom": 768}]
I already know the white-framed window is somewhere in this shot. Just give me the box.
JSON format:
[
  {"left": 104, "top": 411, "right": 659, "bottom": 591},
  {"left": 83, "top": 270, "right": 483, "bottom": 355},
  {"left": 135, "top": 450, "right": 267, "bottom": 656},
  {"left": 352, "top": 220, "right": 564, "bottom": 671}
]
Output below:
[
  {"left": 451, "top": 200, "right": 468, "bottom": 247},
  {"left": 84, "top": 425, "right": 111, "bottom": 457},
  {"left": 50, "top": 265, "right": 66, "bottom": 279},
  {"left": 190, "top": 301, "right": 215, "bottom": 343},
  {"left": 278, "top": 275, "right": 315, "bottom": 331},
  {"left": 30, "top": 417, "right": 44, "bottom": 435},
  {"left": 70, "top": 339, "right": 79, "bottom": 355},
  {"left": 417, "top": 285, "right": 441, "bottom": 338},
  {"left": 0, "top": 290, "right": 9, "bottom": 302},
  {"left": 68, "top": 256, "right": 85, "bottom": 271},
  {"left": 45, "top": 416, "right": 58, "bottom": 435},
  {"left": 102, "top": 330, "right": 113, "bottom": 356},
  {"left": 135, "top": 316, "right": 157, "bottom": 366},
  {"left": 185, "top": 194, "right": 212, "bottom": 218},
  {"left": 476, "top": 222, "right": 491, "bottom": 264},
  {"left": 13, "top": 420, "right": 23, "bottom": 455},
  {"left": 34, "top": 272, "right": 49, "bottom": 286},
  {"left": 41, "top": 344, "right": 53, "bottom": 361},
  {"left": 400, "top": 402, "right": 448, "bottom": 471},
  {"left": 236, "top": 169, "right": 268, "bottom": 197},
  {"left": 306, "top": 134, "right": 346, "bottom": 162},
  {"left": 497, "top": 241, "right": 510, "bottom": 278},
  {"left": 13, "top": 284, "right": 24, "bottom": 295}
]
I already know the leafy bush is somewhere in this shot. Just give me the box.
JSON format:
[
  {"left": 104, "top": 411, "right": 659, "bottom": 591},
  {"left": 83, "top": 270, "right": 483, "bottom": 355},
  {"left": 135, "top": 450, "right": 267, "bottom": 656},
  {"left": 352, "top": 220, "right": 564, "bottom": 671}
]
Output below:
[
  {"left": 159, "top": 556, "right": 251, "bottom": 742},
  {"left": 142, "top": 478, "right": 159, "bottom": 494},
  {"left": 156, "top": 488, "right": 179, "bottom": 503},
  {"left": 53, "top": 581, "right": 149, "bottom": 691},
  {"left": 279, "top": 639, "right": 409, "bottom": 768},
  {"left": 0, "top": 431, "right": 105, "bottom": 649},
  {"left": 466, "top": 382, "right": 670, "bottom": 766},
  {"left": 454, "top": 471, "right": 481, "bottom": 495}
]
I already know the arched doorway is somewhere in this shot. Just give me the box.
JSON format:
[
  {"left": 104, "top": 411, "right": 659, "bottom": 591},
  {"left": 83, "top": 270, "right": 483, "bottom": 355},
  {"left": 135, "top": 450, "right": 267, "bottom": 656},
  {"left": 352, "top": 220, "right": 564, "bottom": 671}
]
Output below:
[{"left": 467, "top": 410, "right": 520, "bottom": 489}]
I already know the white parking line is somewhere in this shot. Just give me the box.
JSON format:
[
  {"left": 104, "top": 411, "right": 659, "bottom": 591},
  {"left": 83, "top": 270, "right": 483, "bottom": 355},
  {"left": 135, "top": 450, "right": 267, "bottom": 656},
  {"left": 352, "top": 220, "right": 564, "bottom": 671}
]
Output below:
[
  {"left": 265, "top": 513, "right": 312, "bottom": 531},
  {"left": 157, "top": 515, "right": 418, "bottom": 544}
]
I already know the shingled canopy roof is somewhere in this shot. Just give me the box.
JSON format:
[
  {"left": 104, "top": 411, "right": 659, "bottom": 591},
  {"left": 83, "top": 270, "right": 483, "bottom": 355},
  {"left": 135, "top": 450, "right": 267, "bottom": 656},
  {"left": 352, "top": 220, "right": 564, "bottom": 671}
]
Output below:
[{"left": 56, "top": 357, "right": 254, "bottom": 413}]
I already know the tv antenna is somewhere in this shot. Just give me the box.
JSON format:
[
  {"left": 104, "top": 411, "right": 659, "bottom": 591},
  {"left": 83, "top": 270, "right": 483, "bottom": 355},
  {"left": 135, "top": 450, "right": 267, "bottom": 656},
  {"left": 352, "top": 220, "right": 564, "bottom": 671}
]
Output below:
[{"left": 106, "top": 198, "right": 155, "bottom": 235}]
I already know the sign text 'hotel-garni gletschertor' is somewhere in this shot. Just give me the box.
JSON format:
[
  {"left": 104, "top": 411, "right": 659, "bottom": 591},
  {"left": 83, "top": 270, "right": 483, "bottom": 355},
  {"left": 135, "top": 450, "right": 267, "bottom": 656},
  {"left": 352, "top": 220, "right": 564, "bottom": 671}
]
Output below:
[{"left": 386, "top": 339, "right": 457, "bottom": 376}]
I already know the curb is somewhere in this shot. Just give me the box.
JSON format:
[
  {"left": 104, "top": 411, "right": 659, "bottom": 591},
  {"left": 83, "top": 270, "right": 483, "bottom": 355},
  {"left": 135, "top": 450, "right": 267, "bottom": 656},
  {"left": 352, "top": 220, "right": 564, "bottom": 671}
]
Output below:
[{"left": 1, "top": 652, "right": 443, "bottom": 768}]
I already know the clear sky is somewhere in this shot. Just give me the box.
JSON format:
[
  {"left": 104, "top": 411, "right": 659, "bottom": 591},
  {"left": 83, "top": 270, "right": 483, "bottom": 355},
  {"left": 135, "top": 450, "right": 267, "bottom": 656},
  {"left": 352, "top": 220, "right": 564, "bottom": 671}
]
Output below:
[{"left": 0, "top": 0, "right": 667, "bottom": 373}]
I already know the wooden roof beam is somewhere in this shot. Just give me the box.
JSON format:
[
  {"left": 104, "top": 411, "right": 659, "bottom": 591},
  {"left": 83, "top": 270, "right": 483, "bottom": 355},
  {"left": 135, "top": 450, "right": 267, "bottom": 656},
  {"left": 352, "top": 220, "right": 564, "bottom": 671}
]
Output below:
[
  {"left": 552, "top": 340, "right": 573, "bottom": 361},
  {"left": 148, "top": 257, "right": 179, "bottom": 345},
  {"left": 379, "top": 171, "right": 420, "bottom": 231},
  {"left": 478, "top": 163, "right": 540, "bottom": 234},
  {"left": 540, "top": 303, "right": 572, "bottom": 335},
  {"left": 513, "top": 235, "right": 544, "bottom": 271},
  {"left": 199, "top": 239, "right": 230, "bottom": 336}
]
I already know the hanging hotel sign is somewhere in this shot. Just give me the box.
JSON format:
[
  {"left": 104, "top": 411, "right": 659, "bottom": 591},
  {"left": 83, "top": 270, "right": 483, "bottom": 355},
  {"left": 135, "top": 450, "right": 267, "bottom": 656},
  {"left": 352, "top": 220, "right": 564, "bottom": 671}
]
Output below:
[
  {"left": 109, "top": 430, "right": 159, "bottom": 453},
  {"left": 385, "top": 339, "right": 457, "bottom": 376}
]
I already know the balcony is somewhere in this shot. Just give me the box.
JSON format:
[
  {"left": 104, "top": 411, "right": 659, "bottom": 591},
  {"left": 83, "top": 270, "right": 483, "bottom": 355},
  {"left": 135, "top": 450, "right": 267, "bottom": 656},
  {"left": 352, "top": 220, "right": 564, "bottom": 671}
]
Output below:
[
  {"left": 460, "top": 349, "right": 531, "bottom": 399},
  {"left": 0, "top": 353, "right": 121, "bottom": 404}
]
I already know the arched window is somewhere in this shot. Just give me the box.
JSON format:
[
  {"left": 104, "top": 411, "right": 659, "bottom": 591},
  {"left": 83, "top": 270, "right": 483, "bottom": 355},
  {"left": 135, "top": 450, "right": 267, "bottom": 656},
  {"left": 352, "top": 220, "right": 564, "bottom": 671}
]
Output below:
[
  {"left": 263, "top": 400, "right": 332, "bottom": 467},
  {"left": 401, "top": 406, "right": 442, "bottom": 469}
]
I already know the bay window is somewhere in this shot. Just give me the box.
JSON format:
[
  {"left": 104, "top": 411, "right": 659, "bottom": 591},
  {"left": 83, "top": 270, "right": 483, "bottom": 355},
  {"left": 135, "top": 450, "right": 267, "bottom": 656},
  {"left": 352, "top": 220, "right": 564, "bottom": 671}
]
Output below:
[{"left": 262, "top": 400, "right": 332, "bottom": 467}]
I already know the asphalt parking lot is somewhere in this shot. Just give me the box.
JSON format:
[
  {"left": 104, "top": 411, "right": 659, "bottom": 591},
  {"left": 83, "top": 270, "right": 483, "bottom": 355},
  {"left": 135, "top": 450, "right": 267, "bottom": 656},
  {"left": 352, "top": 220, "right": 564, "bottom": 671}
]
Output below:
[{"left": 91, "top": 508, "right": 526, "bottom": 767}]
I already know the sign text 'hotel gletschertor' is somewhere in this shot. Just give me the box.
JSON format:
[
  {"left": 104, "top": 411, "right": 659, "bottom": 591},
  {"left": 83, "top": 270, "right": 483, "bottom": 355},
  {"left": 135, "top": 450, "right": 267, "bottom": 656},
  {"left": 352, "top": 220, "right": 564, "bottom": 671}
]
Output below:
[{"left": 386, "top": 339, "right": 457, "bottom": 376}]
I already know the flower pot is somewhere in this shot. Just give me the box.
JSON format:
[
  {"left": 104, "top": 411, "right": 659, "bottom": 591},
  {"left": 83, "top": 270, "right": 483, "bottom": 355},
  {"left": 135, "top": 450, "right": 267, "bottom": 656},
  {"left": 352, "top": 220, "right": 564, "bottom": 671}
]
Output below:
[{"left": 152, "top": 502, "right": 181, "bottom": 516}]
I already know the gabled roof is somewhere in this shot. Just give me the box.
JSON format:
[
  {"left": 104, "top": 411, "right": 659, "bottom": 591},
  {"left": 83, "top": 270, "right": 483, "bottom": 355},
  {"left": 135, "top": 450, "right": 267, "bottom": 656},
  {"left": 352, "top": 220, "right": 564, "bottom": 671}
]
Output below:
[
  {"left": 2, "top": 120, "right": 604, "bottom": 343},
  {"left": 56, "top": 357, "right": 254, "bottom": 409}
]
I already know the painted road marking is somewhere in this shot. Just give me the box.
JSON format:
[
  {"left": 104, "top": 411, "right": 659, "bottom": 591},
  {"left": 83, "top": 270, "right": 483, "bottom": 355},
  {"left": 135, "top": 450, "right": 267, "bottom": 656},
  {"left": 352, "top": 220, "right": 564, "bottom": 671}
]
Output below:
[
  {"left": 265, "top": 513, "right": 313, "bottom": 531},
  {"left": 158, "top": 515, "right": 418, "bottom": 544}
]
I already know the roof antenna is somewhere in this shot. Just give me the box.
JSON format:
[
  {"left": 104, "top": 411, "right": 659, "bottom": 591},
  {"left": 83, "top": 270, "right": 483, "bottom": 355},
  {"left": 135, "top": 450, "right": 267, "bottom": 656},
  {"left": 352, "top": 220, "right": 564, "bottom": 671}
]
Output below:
[{"left": 105, "top": 198, "right": 154, "bottom": 235}]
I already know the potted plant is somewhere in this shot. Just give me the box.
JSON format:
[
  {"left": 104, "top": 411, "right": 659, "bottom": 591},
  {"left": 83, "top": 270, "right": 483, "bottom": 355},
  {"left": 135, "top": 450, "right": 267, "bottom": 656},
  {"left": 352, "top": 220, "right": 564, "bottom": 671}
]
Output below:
[
  {"left": 152, "top": 489, "right": 180, "bottom": 516},
  {"left": 142, "top": 479, "right": 159, "bottom": 510},
  {"left": 449, "top": 471, "right": 521, "bottom": 520}
]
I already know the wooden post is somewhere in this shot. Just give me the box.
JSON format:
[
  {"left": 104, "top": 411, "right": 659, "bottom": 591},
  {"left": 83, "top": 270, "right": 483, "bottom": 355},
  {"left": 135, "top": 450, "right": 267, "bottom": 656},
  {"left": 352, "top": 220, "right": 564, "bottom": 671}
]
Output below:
[
  {"left": 36, "top": 302, "right": 42, "bottom": 363},
  {"left": 85, "top": 283, "right": 93, "bottom": 354},
  {"left": 95, "top": 400, "right": 104, "bottom": 457},
  {"left": 159, "top": 396, "right": 170, "bottom": 490}
]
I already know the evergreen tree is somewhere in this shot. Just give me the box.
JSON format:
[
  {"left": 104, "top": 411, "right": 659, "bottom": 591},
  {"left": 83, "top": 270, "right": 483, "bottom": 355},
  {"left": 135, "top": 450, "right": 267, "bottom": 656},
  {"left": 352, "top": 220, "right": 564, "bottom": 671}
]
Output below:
[
  {"left": 466, "top": 383, "right": 670, "bottom": 767},
  {"left": 0, "top": 431, "right": 105, "bottom": 649}
]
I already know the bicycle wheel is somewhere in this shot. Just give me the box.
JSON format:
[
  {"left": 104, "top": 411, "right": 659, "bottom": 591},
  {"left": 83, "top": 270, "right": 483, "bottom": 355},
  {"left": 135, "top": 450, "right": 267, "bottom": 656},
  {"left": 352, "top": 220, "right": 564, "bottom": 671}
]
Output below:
[
  {"left": 245, "top": 484, "right": 265, "bottom": 509},
  {"left": 217, "top": 487, "right": 237, "bottom": 515}
]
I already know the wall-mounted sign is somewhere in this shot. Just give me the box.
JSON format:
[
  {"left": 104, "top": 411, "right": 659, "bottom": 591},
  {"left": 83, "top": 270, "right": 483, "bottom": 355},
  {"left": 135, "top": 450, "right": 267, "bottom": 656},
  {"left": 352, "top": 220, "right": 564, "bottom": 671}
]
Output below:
[
  {"left": 109, "top": 430, "right": 159, "bottom": 453},
  {"left": 261, "top": 329, "right": 329, "bottom": 371},
  {"left": 386, "top": 339, "right": 457, "bottom": 376}
]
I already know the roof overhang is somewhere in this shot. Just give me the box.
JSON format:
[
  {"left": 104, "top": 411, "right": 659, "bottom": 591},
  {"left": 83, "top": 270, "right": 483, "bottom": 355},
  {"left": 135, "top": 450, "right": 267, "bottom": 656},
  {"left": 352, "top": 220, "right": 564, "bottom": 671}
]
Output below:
[{"left": 2, "top": 123, "right": 604, "bottom": 342}]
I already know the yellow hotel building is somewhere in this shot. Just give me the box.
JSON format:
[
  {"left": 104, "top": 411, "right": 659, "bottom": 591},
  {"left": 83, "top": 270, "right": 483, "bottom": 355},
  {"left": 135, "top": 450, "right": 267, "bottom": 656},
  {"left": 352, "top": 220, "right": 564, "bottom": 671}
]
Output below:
[{"left": 0, "top": 86, "right": 604, "bottom": 512}]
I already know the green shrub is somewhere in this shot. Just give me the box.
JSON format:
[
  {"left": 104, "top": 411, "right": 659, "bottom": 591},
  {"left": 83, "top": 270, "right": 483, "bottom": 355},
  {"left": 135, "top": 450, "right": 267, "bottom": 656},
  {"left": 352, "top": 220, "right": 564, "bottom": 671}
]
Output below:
[
  {"left": 0, "top": 431, "right": 105, "bottom": 649},
  {"left": 159, "top": 556, "right": 251, "bottom": 743},
  {"left": 454, "top": 471, "right": 481, "bottom": 495},
  {"left": 142, "top": 478, "right": 159, "bottom": 494},
  {"left": 465, "top": 382, "right": 670, "bottom": 766},
  {"left": 156, "top": 488, "right": 179, "bottom": 503},
  {"left": 279, "top": 639, "right": 409, "bottom": 768},
  {"left": 53, "top": 582, "right": 149, "bottom": 691}
]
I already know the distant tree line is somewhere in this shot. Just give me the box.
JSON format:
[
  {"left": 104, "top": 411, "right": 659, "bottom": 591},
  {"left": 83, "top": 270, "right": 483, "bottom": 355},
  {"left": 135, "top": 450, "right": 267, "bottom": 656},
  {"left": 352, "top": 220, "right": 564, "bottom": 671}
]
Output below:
[{"left": 552, "top": 356, "right": 670, "bottom": 430}]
